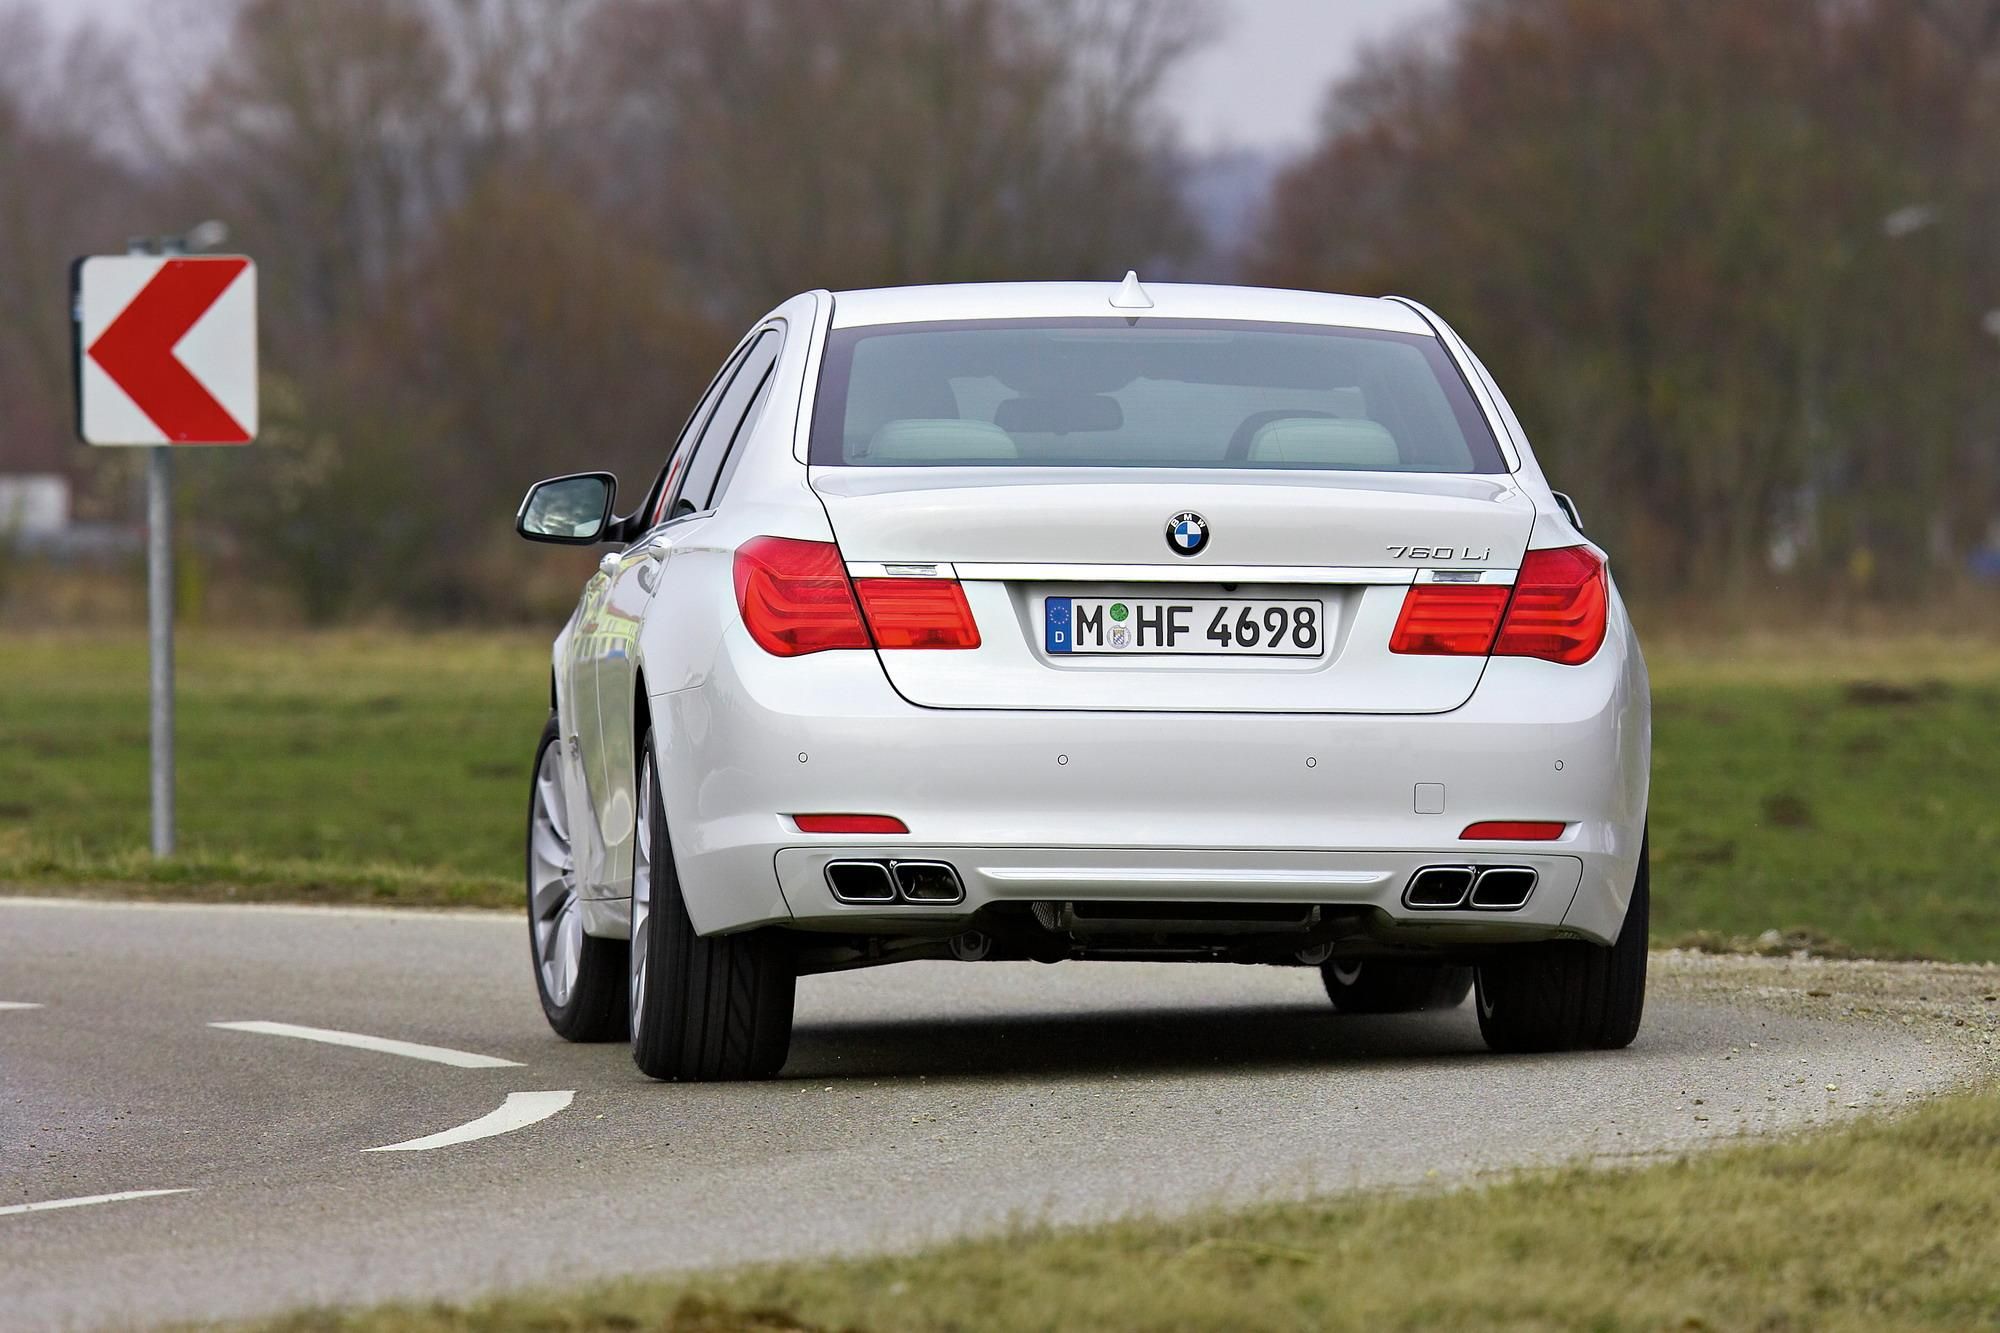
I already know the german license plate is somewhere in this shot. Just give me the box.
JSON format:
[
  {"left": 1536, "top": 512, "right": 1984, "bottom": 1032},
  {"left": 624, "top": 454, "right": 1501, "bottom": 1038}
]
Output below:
[{"left": 1045, "top": 597, "right": 1325, "bottom": 657}]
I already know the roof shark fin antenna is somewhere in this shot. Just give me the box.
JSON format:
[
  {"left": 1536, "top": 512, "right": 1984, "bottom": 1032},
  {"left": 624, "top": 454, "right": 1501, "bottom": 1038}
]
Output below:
[{"left": 1109, "top": 270, "right": 1155, "bottom": 310}]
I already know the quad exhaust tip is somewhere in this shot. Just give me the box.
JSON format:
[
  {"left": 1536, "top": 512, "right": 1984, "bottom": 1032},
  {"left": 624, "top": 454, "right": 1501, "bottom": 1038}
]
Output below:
[
  {"left": 824, "top": 860, "right": 896, "bottom": 903},
  {"left": 825, "top": 859, "right": 964, "bottom": 906},
  {"left": 1469, "top": 866, "right": 1538, "bottom": 910},
  {"left": 1402, "top": 865, "right": 1538, "bottom": 912},
  {"left": 1404, "top": 866, "right": 1476, "bottom": 909}
]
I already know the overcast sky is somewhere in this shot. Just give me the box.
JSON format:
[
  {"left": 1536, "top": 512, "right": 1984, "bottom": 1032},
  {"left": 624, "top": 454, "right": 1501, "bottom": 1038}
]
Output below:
[
  {"left": 1168, "top": 0, "right": 1454, "bottom": 151},
  {"left": 36, "top": 0, "right": 1455, "bottom": 153}
]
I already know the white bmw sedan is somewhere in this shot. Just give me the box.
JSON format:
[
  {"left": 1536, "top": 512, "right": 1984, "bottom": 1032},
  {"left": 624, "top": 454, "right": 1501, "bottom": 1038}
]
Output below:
[{"left": 516, "top": 278, "right": 1650, "bottom": 1080}]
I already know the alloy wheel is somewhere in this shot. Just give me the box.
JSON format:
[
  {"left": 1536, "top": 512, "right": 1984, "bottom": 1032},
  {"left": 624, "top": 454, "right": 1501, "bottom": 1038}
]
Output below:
[
  {"left": 528, "top": 742, "right": 583, "bottom": 1007},
  {"left": 630, "top": 752, "right": 654, "bottom": 1027}
]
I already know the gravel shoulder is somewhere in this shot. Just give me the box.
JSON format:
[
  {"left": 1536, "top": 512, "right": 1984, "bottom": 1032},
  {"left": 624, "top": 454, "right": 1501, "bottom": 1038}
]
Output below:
[{"left": 1654, "top": 948, "right": 2000, "bottom": 1067}]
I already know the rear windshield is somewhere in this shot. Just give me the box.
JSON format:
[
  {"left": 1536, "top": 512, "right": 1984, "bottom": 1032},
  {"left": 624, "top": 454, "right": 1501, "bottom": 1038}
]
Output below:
[{"left": 808, "top": 318, "right": 1506, "bottom": 473}]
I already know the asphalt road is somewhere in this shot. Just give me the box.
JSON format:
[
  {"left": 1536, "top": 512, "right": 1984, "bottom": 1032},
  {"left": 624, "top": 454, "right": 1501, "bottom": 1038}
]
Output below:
[{"left": 1, "top": 897, "right": 1977, "bottom": 1329}]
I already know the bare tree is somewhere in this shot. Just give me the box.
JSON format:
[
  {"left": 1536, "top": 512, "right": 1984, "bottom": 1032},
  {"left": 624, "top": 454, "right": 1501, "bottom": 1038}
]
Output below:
[
  {"left": 579, "top": 0, "right": 1212, "bottom": 316},
  {"left": 1254, "top": 0, "right": 2000, "bottom": 600},
  {"left": 0, "top": 6, "right": 147, "bottom": 478}
]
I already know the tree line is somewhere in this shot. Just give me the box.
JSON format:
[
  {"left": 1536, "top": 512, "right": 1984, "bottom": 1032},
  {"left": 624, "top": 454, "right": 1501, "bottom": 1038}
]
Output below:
[
  {"left": 1, "top": 0, "right": 1994, "bottom": 620},
  {"left": 1256, "top": 0, "right": 2000, "bottom": 599}
]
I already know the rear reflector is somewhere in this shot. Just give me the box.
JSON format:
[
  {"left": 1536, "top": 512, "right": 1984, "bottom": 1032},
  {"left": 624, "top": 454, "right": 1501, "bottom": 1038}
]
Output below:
[
  {"left": 1461, "top": 821, "right": 1566, "bottom": 841},
  {"left": 1493, "top": 546, "right": 1608, "bottom": 666},
  {"left": 1389, "top": 584, "right": 1510, "bottom": 656},
  {"left": 734, "top": 537, "right": 870, "bottom": 656},
  {"left": 853, "top": 578, "right": 981, "bottom": 649},
  {"left": 792, "top": 814, "right": 909, "bottom": 834}
]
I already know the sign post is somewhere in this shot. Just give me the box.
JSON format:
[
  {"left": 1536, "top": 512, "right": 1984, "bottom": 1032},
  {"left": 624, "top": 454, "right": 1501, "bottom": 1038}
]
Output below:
[
  {"left": 146, "top": 432, "right": 174, "bottom": 855},
  {"left": 73, "top": 239, "right": 257, "bottom": 858}
]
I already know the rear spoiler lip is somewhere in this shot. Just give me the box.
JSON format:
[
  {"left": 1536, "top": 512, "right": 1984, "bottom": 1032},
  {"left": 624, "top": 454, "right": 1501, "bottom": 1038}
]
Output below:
[{"left": 861, "top": 561, "right": 1521, "bottom": 586}]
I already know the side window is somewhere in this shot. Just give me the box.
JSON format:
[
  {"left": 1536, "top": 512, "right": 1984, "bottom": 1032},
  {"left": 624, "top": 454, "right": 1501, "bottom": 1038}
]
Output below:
[
  {"left": 669, "top": 329, "right": 779, "bottom": 519},
  {"left": 648, "top": 339, "right": 754, "bottom": 528},
  {"left": 707, "top": 362, "right": 777, "bottom": 509}
]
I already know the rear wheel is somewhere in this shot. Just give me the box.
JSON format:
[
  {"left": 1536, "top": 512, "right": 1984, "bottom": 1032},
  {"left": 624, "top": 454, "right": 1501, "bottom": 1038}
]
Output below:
[
  {"left": 1321, "top": 960, "right": 1473, "bottom": 1014},
  {"left": 526, "top": 714, "right": 627, "bottom": 1041},
  {"left": 630, "top": 725, "right": 795, "bottom": 1081},
  {"left": 1475, "top": 832, "right": 1649, "bottom": 1053}
]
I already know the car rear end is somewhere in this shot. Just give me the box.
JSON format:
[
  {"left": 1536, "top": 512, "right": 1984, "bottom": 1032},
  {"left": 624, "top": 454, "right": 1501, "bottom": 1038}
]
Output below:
[{"left": 654, "top": 283, "right": 1648, "bottom": 976}]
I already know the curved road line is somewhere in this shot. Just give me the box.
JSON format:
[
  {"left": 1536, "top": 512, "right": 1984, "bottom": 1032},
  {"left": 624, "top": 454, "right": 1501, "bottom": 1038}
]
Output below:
[
  {"left": 1, "top": 1189, "right": 189, "bottom": 1218},
  {"left": 209, "top": 1020, "right": 521, "bottom": 1068},
  {"left": 365, "top": 1091, "right": 575, "bottom": 1153}
]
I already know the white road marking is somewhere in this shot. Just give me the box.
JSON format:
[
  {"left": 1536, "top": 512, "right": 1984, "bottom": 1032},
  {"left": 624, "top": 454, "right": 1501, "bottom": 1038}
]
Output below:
[
  {"left": 0, "top": 1001, "right": 43, "bottom": 1010},
  {"left": 364, "top": 1090, "right": 574, "bottom": 1153},
  {"left": 0, "top": 1189, "right": 190, "bottom": 1218},
  {"left": 209, "top": 1021, "right": 522, "bottom": 1069}
]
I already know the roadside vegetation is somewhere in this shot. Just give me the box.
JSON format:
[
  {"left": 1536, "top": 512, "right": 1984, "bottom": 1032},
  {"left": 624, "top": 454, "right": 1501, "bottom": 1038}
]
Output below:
[
  {"left": 262, "top": 1074, "right": 2000, "bottom": 1331},
  {"left": 5, "top": 629, "right": 1999, "bottom": 963},
  {"left": 0, "top": 632, "right": 539, "bottom": 908}
]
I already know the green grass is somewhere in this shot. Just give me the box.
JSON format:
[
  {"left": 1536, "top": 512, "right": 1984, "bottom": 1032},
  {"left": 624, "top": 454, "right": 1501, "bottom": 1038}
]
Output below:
[
  {"left": 1648, "top": 641, "right": 2000, "bottom": 960},
  {"left": 3, "top": 630, "right": 1998, "bottom": 958},
  {"left": 258, "top": 1081, "right": 2000, "bottom": 1331},
  {"left": 0, "top": 631, "right": 544, "bottom": 907}
]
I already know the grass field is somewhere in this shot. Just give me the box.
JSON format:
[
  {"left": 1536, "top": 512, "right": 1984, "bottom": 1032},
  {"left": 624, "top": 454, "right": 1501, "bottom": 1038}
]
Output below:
[
  {"left": 0, "top": 633, "right": 543, "bottom": 907},
  {"left": 3, "top": 629, "right": 1998, "bottom": 959},
  {"left": 263, "top": 1075, "right": 2000, "bottom": 1331}
]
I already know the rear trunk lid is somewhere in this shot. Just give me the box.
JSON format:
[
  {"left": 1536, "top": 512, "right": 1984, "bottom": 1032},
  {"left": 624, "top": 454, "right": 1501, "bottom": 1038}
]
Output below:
[{"left": 811, "top": 467, "right": 1534, "bottom": 713}]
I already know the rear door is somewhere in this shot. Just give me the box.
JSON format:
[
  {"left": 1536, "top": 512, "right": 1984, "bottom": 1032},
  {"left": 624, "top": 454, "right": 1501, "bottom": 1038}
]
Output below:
[{"left": 588, "top": 327, "right": 784, "bottom": 885}]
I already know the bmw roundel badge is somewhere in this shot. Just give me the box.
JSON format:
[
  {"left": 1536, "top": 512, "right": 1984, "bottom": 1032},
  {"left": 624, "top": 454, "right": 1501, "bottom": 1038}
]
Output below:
[{"left": 1166, "top": 511, "right": 1209, "bottom": 557}]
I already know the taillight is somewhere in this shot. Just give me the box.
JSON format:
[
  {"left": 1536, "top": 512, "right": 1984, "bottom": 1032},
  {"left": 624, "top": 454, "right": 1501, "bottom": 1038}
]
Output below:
[
  {"left": 1389, "top": 584, "right": 1510, "bottom": 656},
  {"left": 1388, "top": 546, "right": 1608, "bottom": 665},
  {"left": 1493, "top": 546, "right": 1607, "bottom": 665},
  {"left": 853, "top": 579, "right": 981, "bottom": 649},
  {"left": 733, "top": 537, "right": 870, "bottom": 656},
  {"left": 733, "top": 538, "right": 982, "bottom": 655}
]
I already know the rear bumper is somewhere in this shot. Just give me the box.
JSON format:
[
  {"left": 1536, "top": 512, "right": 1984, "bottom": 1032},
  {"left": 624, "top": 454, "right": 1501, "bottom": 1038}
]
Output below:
[
  {"left": 648, "top": 604, "right": 1649, "bottom": 947},
  {"left": 778, "top": 845, "right": 1588, "bottom": 942}
]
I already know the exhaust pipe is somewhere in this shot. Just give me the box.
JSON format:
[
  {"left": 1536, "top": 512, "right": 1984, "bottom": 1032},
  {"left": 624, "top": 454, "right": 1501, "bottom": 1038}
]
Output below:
[
  {"left": 825, "top": 860, "right": 896, "bottom": 904},
  {"left": 1469, "top": 866, "right": 1538, "bottom": 910},
  {"left": 893, "top": 861, "right": 964, "bottom": 904},
  {"left": 825, "top": 859, "right": 966, "bottom": 905},
  {"left": 1403, "top": 866, "right": 1475, "bottom": 910}
]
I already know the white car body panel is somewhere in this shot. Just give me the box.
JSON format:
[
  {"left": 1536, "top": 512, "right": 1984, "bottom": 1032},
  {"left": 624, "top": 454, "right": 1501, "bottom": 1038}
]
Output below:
[
  {"left": 829, "top": 282, "right": 1435, "bottom": 335},
  {"left": 540, "top": 280, "right": 1649, "bottom": 956},
  {"left": 812, "top": 468, "right": 1536, "bottom": 713}
]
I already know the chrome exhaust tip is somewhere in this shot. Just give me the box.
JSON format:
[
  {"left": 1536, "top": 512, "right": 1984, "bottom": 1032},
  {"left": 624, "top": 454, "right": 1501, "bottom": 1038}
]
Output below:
[
  {"left": 1403, "top": 866, "right": 1476, "bottom": 910},
  {"left": 893, "top": 860, "right": 964, "bottom": 904},
  {"left": 824, "top": 860, "right": 896, "bottom": 904},
  {"left": 1469, "top": 866, "right": 1538, "bottom": 910}
]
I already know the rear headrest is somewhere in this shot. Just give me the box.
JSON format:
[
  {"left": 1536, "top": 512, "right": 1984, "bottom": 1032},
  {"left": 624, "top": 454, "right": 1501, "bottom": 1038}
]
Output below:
[
  {"left": 993, "top": 394, "right": 1123, "bottom": 435},
  {"left": 1322, "top": 387, "right": 1368, "bottom": 418},
  {"left": 1246, "top": 417, "right": 1400, "bottom": 468},
  {"left": 864, "top": 419, "right": 1019, "bottom": 463}
]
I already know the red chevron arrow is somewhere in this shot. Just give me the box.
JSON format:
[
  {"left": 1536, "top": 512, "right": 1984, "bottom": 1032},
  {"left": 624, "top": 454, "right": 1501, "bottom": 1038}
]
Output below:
[{"left": 87, "top": 258, "right": 251, "bottom": 443}]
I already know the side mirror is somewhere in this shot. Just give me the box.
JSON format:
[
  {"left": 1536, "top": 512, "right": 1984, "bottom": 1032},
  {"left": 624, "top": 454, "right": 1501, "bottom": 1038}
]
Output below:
[
  {"left": 516, "top": 473, "right": 616, "bottom": 545},
  {"left": 1552, "top": 491, "right": 1584, "bottom": 533}
]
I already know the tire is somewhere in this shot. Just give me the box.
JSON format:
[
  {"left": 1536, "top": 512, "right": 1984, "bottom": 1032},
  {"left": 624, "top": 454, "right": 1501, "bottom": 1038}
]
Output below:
[
  {"left": 526, "top": 714, "right": 628, "bottom": 1042},
  {"left": 1321, "top": 960, "right": 1474, "bottom": 1014},
  {"left": 1475, "top": 830, "right": 1649, "bottom": 1053},
  {"left": 629, "top": 725, "right": 795, "bottom": 1081}
]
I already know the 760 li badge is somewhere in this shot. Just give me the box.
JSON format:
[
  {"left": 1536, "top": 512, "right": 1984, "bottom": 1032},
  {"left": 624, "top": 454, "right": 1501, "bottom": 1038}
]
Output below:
[{"left": 1166, "top": 511, "right": 1208, "bottom": 556}]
